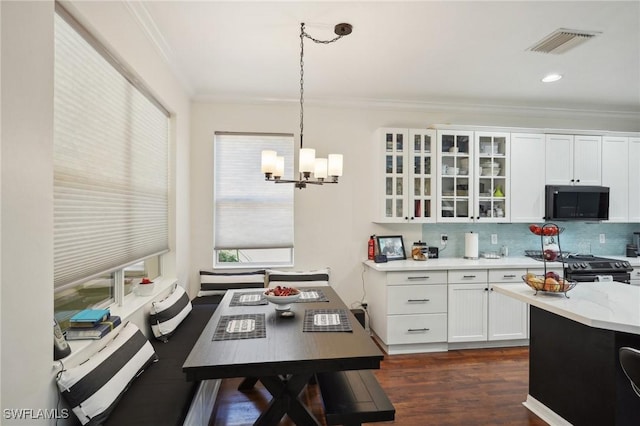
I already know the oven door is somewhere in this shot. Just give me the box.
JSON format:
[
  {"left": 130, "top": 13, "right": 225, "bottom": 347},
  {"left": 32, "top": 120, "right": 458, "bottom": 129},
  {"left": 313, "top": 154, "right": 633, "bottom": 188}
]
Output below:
[{"left": 565, "top": 271, "right": 631, "bottom": 284}]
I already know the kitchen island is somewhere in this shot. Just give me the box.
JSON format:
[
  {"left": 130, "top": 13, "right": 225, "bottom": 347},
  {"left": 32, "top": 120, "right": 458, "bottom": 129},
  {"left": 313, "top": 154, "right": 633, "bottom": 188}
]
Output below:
[{"left": 492, "top": 282, "right": 640, "bottom": 426}]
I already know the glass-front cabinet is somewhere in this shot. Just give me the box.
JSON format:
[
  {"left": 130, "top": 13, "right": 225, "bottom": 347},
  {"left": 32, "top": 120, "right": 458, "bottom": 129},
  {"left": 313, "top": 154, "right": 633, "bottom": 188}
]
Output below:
[
  {"left": 376, "top": 128, "right": 436, "bottom": 223},
  {"left": 437, "top": 130, "right": 473, "bottom": 222},
  {"left": 436, "top": 129, "right": 510, "bottom": 223},
  {"left": 475, "top": 132, "right": 510, "bottom": 222}
]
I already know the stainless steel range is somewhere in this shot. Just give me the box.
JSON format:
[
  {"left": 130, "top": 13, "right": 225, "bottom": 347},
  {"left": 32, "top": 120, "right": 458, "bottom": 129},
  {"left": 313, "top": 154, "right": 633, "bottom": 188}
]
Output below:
[{"left": 564, "top": 254, "right": 633, "bottom": 283}]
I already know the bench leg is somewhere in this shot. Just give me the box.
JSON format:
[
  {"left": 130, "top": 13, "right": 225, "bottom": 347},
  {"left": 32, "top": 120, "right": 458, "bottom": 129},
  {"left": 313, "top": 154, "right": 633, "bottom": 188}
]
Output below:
[
  {"left": 238, "top": 376, "right": 259, "bottom": 390},
  {"left": 254, "top": 373, "right": 320, "bottom": 426}
]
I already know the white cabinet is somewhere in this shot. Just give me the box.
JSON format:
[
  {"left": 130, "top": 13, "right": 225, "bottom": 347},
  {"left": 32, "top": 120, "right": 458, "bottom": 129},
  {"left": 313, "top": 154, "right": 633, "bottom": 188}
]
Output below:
[
  {"left": 602, "top": 136, "right": 629, "bottom": 222},
  {"left": 436, "top": 130, "right": 510, "bottom": 223},
  {"left": 375, "top": 128, "right": 437, "bottom": 223},
  {"left": 447, "top": 270, "right": 488, "bottom": 342},
  {"left": 629, "top": 138, "right": 640, "bottom": 222},
  {"left": 363, "top": 268, "right": 448, "bottom": 354},
  {"left": 437, "top": 130, "right": 474, "bottom": 222},
  {"left": 475, "top": 132, "right": 510, "bottom": 222},
  {"left": 448, "top": 269, "right": 529, "bottom": 343},
  {"left": 487, "top": 270, "right": 529, "bottom": 340},
  {"left": 545, "top": 134, "right": 602, "bottom": 186},
  {"left": 631, "top": 267, "right": 640, "bottom": 287},
  {"left": 510, "top": 133, "right": 545, "bottom": 222}
]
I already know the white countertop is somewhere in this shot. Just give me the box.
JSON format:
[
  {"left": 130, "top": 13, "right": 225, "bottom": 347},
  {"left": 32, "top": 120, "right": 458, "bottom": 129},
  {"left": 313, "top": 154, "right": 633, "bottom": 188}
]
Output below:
[
  {"left": 492, "top": 282, "right": 640, "bottom": 335},
  {"left": 363, "top": 256, "right": 640, "bottom": 272}
]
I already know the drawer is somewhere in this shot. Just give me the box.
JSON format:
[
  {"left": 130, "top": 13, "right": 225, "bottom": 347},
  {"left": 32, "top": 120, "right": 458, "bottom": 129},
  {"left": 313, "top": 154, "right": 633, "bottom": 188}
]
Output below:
[
  {"left": 387, "top": 313, "right": 448, "bottom": 344},
  {"left": 387, "top": 285, "right": 447, "bottom": 315},
  {"left": 448, "top": 269, "right": 487, "bottom": 284},
  {"left": 488, "top": 268, "right": 527, "bottom": 283},
  {"left": 387, "top": 270, "right": 447, "bottom": 286}
]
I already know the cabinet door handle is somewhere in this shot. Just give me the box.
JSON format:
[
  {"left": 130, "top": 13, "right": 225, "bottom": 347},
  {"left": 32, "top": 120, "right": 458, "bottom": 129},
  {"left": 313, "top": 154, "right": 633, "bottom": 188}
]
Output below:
[
  {"left": 407, "top": 276, "right": 430, "bottom": 280},
  {"left": 407, "top": 328, "right": 429, "bottom": 333},
  {"left": 503, "top": 274, "right": 516, "bottom": 278},
  {"left": 484, "top": 287, "right": 489, "bottom": 291},
  {"left": 463, "top": 275, "right": 476, "bottom": 278},
  {"left": 407, "top": 299, "right": 430, "bottom": 303}
]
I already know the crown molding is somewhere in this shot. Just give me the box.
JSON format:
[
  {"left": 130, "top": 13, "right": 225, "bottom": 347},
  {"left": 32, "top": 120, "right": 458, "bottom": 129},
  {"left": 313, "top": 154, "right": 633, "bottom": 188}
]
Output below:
[
  {"left": 192, "top": 93, "right": 640, "bottom": 125},
  {"left": 124, "top": 1, "right": 194, "bottom": 97}
]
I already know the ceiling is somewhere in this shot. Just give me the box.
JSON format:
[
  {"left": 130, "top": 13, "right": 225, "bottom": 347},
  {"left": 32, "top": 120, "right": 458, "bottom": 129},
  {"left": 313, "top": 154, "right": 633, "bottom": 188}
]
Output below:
[{"left": 135, "top": 1, "right": 640, "bottom": 113}]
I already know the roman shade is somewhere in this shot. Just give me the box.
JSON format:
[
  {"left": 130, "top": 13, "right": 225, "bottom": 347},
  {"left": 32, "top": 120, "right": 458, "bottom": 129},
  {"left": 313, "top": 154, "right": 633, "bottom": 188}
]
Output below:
[{"left": 53, "top": 7, "right": 169, "bottom": 290}]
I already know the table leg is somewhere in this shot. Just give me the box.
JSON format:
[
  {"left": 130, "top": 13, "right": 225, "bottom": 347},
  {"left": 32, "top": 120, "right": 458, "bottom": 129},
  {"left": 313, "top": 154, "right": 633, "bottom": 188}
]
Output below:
[
  {"left": 254, "top": 373, "right": 321, "bottom": 426},
  {"left": 238, "top": 377, "right": 259, "bottom": 390}
]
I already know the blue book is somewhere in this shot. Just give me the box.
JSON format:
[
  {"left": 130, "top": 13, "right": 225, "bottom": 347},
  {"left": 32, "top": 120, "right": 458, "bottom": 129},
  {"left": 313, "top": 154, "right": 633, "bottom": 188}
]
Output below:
[{"left": 69, "top": 309, "right": 110, "bottom": 327}]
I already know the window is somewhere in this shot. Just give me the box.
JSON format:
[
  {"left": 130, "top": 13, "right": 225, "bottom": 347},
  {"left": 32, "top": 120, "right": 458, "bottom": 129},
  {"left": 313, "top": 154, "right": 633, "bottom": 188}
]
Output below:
[
  {"left": 213, "top": 132, "right": 294, "bottom": 268},
  {"left": 53, "top": 4, "right": 169, "bottom": 327}
]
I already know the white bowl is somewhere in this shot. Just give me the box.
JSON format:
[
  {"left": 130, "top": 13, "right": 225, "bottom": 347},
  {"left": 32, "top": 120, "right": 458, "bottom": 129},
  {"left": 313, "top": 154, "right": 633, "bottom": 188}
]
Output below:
[
  {"left": 264, "top": 290, "right": 301, "bottom": 311},
  {"left": 482, "top": 168, "right": 501, "bottom": 176}
]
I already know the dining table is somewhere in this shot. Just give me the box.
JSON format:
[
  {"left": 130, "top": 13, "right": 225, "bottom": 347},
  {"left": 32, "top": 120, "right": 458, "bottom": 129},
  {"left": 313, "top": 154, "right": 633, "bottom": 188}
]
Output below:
[{"left": 182, "top": 286, "right": 385, "bottom": 426}]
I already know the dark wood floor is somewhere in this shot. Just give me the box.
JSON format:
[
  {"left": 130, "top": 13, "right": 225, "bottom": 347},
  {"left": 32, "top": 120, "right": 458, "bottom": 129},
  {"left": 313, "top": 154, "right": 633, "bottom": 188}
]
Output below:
[{"left": 209, "top": 346, "right": 548, "bottom": 425}]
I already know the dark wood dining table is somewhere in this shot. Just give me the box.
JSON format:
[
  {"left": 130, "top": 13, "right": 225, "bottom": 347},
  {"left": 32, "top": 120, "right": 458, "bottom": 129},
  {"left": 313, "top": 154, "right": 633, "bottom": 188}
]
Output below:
[{"left": 182, "top": 286, "right": 385, "bottom": 426}]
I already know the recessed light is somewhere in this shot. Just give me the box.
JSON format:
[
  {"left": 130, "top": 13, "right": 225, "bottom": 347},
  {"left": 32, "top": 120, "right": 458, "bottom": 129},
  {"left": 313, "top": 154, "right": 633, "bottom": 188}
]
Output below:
[{"left": 542, "top": 74, "right": 563, "bottom": 83}]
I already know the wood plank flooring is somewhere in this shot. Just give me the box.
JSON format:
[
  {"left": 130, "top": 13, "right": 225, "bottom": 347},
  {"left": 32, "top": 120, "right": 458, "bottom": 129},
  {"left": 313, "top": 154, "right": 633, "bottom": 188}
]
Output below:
[{"left": 209, "top": 346, "right": 547, "bottom": 425}]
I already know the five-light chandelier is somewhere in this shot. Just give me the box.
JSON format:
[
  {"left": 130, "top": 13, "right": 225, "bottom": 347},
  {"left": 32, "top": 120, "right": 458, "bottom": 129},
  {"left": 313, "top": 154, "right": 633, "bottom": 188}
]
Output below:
[{"left": 261, "top": 22, "right": 352, "bottom": 189}]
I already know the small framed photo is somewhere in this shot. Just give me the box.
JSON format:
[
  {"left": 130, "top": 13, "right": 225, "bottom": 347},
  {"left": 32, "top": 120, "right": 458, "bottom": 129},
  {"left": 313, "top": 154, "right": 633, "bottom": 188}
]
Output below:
[{"left": 376, "top": 235, "right": 406, "bottom": 261}]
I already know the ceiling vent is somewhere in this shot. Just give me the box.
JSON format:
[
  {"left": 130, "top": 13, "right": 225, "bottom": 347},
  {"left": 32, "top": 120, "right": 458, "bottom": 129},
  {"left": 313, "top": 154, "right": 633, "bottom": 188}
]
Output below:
[{"left": 527, "top": 28, "right": 601, "bottom": 54}]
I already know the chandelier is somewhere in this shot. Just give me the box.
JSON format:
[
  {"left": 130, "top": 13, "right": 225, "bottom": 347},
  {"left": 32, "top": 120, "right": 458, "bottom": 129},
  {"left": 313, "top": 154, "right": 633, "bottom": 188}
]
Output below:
[{"left": 261, "top": 22, "right": 352, "bottom": 189}]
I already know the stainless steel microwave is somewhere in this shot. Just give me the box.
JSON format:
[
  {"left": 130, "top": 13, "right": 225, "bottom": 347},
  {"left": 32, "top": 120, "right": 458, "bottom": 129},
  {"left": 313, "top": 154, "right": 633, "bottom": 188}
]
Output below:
[{"left": 544, "top": 185, "right": 610, "bottom": 221}]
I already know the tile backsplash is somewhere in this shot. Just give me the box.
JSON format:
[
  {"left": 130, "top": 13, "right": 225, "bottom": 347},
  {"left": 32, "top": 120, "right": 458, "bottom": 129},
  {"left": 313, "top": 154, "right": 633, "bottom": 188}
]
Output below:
[{"left": 421, "top": 222, "right": 640, "bottom": 258}]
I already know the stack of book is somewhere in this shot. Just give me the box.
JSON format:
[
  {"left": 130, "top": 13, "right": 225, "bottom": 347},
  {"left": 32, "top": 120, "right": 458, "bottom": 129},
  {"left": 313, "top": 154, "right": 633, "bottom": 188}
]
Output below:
[{"left": 65, "top": 309, "right": 121, "bottom": 340}]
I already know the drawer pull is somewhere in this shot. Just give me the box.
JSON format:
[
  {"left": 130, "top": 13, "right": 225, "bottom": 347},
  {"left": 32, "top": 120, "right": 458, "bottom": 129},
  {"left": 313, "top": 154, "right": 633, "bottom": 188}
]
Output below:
[
  {"left": 407, "top": 276, "right": 430, "bottom": 280},
  {"left": 503, "top": 274, "right": 516, "bottom": 278},
  {"left": 407, "top": 328, "right": 429, "bottom": 333},
  {"left": 463, "top": 275, "right": 477, "bottom": 278},
  {"left": 407, "top": 299, "right": 430, "bottom": 303}
]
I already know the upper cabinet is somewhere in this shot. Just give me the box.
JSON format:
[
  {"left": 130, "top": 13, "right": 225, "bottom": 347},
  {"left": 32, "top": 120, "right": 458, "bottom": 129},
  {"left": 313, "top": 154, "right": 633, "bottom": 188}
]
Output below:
[
  {"left": 545, "top": 134, "right": 602, "bottom": 186},
  {"left": 436, "top": 130, "right": 510, "bottom": 223},
  {"left": 628, "top": 137, "right": 640, "bottom": 222},
  {"left": 510, "top": 133, "right": 545, "bottom": 222},
  {"left": 374, "top": 128, "right": 437, "bottom": 223},
  {"left": 602, "top": 136, "right": 629, "bottom": 222}
]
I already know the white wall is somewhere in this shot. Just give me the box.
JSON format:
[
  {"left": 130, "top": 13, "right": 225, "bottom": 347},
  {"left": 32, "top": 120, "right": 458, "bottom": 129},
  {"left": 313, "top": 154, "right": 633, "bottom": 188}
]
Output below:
[
  {"left": 0, "top": 1, "right": 190, "bottom": 422},
  {"left": 190, "top": 101, "right": 640, "bottom": 307}
]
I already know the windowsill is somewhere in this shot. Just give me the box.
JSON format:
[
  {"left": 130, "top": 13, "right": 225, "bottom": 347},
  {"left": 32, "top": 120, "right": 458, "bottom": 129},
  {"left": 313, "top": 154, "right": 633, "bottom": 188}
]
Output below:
[{"left": 53, "top": 277, "right": 177, "bottom": 367}]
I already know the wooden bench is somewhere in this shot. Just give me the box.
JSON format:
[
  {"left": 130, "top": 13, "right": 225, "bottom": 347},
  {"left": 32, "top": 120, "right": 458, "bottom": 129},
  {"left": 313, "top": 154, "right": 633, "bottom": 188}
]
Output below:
[{"left": 316, "top": 369, "right": 395, "bottom": 426}]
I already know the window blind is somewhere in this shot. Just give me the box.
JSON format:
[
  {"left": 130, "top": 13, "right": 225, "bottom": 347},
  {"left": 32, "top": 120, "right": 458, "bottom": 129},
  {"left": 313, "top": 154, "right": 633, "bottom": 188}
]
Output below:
[
  {"left": 53, "top": 11, "right": 169, "bottom": 290},
  {"left": 214, "top": 132, "right": 294, "bottom": 250}
]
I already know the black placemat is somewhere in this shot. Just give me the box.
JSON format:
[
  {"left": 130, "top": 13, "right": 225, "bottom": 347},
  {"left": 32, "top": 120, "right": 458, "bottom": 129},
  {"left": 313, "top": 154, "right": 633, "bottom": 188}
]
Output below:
[
  {"left": 295, "top": 288, "right": 329, "bottom": 303},
  {"left": 303, "top": 309, "right": 352, "bottom": 332},
  {"left": 229, "top": 291, "right": 268, "bottom": 306},
  {"left": 213, "top": 313, "right": 266, "bottom": 340}
]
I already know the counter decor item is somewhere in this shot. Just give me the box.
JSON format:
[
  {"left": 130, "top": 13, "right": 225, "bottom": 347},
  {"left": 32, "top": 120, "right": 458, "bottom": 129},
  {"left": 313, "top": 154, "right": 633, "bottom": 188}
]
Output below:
[
  {"left": 411, "top": 241, "right": 428, "bottom": 261},
  {"left": 464, "top": 232, "right": 479, "bottom": 259},
  {"left": 376, "top": 235, "right": 406, "bottom": 261},
  {"left": 522, "top": 223, "right": 576, "bottom": 297}
]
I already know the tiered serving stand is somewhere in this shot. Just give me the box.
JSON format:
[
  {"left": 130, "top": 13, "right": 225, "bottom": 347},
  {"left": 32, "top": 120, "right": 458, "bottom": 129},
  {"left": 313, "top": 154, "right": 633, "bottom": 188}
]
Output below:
[{"left": 523, "top": 223, "right": 576, "bottom": 298}]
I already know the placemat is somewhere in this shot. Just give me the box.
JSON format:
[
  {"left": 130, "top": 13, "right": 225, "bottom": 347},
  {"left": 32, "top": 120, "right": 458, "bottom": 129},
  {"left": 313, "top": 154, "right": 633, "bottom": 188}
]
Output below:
[
  {"left": 303, "top": 309, "right": 352, "bottom": 332},
  {"left": 295, "top": 288, "right": 329, "bottom": 303},
  {"left": 229, "top": 291, "right": 268, "bottom": 306},
  {"left": 212, "top": 313, "right": 266, "bottom": 340}
]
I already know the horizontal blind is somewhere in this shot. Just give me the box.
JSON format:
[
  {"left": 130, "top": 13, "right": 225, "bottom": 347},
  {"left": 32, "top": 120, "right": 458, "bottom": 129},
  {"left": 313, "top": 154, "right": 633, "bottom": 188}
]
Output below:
[
  {"left": 214, "top": 133, "right": 294, "bottom": 250},
  {"left": 54, "top": 12, "right": 169, "bottom": 290}
]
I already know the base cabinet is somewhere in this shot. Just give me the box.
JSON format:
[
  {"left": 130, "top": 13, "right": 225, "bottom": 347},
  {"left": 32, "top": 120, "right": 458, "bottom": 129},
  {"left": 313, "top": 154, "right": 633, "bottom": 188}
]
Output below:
[
  {"left": 632, "top": 267, "right": 640, "bottom": 286},
  {"left": 448, "top": 269, "right": 529, "bottom": 344}
]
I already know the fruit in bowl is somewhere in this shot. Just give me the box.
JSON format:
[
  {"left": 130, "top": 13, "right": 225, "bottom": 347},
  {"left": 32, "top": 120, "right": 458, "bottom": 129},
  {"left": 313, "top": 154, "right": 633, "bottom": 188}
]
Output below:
[
  {"left": 523, "top": 273, "right": 575, "bottom": 293},
  {"left": 543, "top": 249, "right": 558, "bottom": 261},
  {"left": 264, "top": 286, "right": 301, "bottom": 311}
]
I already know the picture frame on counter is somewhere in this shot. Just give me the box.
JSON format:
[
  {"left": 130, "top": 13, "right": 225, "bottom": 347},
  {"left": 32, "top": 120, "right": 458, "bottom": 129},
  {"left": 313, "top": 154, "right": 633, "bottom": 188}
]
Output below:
[{"left": 376, "top": 235, "right": 406, "bottom": 261}]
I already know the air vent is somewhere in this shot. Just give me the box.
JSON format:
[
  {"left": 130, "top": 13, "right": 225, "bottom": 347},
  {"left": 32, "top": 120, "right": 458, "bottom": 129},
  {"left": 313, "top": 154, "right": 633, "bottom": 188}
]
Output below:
[{"left": 527, "top": 28, "right": 601, "bottom": 54}]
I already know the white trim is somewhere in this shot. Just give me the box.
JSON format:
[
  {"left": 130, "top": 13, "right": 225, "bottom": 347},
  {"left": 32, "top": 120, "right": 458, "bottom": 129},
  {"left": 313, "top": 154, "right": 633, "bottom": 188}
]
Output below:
[
  {"left": 523, "top": 394, "right": 573, "bottom": 426},
  {"left": 183, "top": 379, "right": 221, "bottom": 426}
]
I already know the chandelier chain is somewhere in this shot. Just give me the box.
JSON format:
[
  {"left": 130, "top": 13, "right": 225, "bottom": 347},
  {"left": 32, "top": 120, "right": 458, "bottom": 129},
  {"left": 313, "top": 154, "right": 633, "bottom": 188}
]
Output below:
[{"left": 299, "top": 23, "right": 346, "bottom": 149}]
